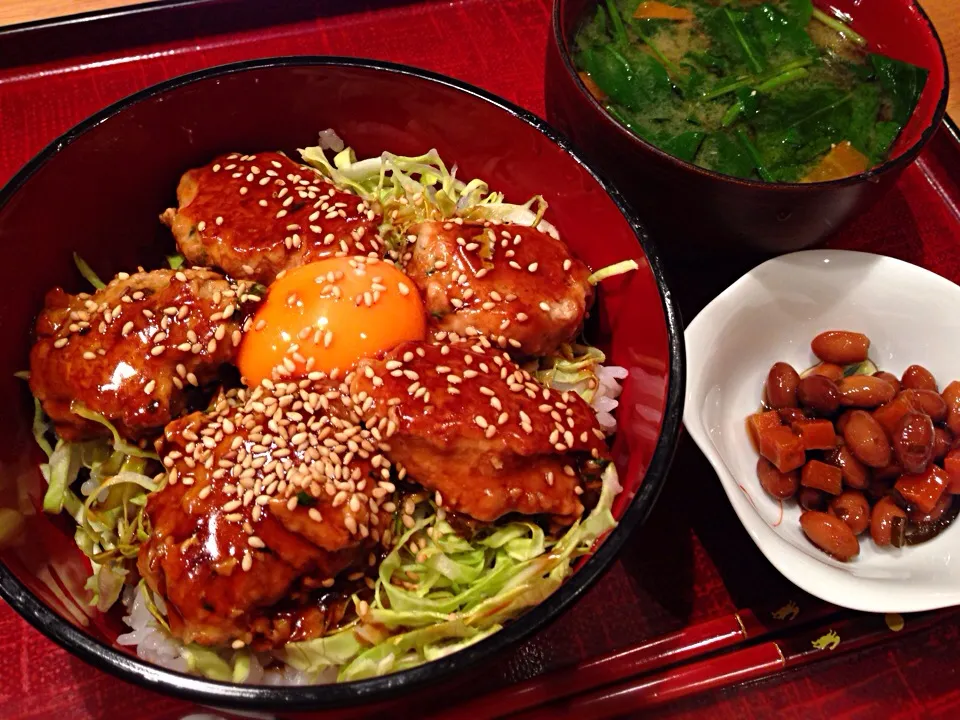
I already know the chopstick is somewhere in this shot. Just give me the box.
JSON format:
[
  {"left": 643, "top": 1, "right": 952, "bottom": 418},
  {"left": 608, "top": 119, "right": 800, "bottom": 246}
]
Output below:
[
  {"left": 507, "top": 607, "right": 956, "bottom": 720},
  {"left": 440, "top": 596, "right": 841, "bottom": 720}
]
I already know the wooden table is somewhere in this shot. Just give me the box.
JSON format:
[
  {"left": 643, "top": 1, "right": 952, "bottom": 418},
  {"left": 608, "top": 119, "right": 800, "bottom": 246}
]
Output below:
[{"left": 1, "top": 0, "right": 957, "bottom": 118}]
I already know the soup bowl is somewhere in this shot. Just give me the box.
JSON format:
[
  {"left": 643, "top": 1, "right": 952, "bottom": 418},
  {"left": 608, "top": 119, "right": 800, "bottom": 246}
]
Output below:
[
  {"left": 545, "top": 0, "right": 950, "bottom": 255},
  {"left": 0, "top": 58, "right": 683, "bottom": 711}
]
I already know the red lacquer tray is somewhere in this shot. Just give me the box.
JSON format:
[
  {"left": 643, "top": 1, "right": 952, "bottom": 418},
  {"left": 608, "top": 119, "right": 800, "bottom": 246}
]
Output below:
[{"left": 1, "top": 1, "right": 959, "bottom": 718}]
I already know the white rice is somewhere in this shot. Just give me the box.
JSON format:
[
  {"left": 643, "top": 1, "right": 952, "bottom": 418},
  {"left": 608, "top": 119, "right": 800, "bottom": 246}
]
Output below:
[
  {"left": 591, "top": 364, "right": 628, "bottom": 433},
  {"left": 116, "top": 586, "right": 325, "bottom": 685}
]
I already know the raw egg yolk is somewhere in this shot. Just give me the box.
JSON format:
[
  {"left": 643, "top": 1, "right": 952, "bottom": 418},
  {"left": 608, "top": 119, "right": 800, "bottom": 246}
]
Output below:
[{"left": 237, "top": 257, "right": 426, "bottom": 385}]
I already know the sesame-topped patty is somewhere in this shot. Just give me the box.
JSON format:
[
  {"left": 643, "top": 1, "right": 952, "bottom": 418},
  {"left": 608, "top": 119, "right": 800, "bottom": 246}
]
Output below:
[
  {"left": 403, "top": 220, "right": 594, "bottom": 358},
  {"left": 29, "top": 268, "right": 256, "bottom": 443},
  {"left": 350, "top": 340, "right": 609, "bottom": 525},
  {"left": 162, "top": 152, "right": 384, "bottom": 285},
  {"left": 138, "top": 380, "right": 400, "bottom": 648}
]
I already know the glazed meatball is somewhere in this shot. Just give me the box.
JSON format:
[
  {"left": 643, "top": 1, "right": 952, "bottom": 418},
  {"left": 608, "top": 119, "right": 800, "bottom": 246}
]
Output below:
[
  {"left": 162, "top": 152, "right": 384, "bottom": 285},
  {"left": 29, "top": 268, "right": 255, "bottom": 443},
  {"left": 350, "top": 340, "right": 609, "bottom": 525},
  {"left": 403, "top": 220, "right": 593, "bottom": 357},
  {"left": 138, "top": 380, "right": 397, "bottom": 648}
]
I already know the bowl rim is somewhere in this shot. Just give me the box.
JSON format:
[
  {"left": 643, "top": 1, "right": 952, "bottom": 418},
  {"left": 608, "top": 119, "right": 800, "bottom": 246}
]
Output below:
[
  {"left": 682, "top": 248, "right": 960, "bottom": 613},
  {"left": 0, "top": 55, "right": 685, "bottom": 710},
  {"left": 551, "top": 0, "right": 950, "bottom": 190}
]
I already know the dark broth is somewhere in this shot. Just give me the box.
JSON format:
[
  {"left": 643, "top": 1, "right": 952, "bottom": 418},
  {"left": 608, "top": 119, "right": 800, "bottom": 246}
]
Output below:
[{"left": 574, "top": 0, "right": 929, "bottom": 182}]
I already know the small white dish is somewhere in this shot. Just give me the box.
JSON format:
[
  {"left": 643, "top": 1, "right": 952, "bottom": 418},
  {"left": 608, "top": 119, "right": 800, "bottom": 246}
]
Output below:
[{"left": 683, "top": 249, "right": 960, "bottom": 613}]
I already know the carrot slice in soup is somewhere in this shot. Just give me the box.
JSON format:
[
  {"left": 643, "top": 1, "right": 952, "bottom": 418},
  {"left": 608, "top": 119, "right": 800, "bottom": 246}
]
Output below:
[
  {"left": 633, "top": 1, "right": 695, "bottom": 20},
  {"left": 578, "top": 72, "right": 606, "bottom": 102},
  {"left": 802, "top": 141, "right": 870, "bottom": 183}
]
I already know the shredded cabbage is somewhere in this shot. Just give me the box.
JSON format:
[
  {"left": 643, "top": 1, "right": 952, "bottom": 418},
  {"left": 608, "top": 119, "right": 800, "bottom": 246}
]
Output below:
[
  {"left": 281, "top": 464, "right": 621, "bottom": 681},
  {"left": 70, "top": 402, "right": 160, "bottom": 460},
  {"left": 73, "top": 252, "right": 105, "bottom": 289},
  {"left": 525, "top": 343, "right": 607, "bottom": 403},
  {"left": 588, "top": 259, "right": 639, "bottom": 285},
  {"left": 300, "top": 133, "right": 558, "bottom": 255}
]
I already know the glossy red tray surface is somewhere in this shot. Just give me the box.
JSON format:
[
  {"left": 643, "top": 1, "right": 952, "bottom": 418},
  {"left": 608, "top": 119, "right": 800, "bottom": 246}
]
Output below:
[{"left": 1, "top": 1, "right": 959, "bottom": 718}]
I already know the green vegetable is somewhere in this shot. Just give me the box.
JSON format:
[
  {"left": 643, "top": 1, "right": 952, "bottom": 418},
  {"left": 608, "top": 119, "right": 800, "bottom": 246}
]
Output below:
[
  {"left": 166, "top": 254, "right": 185, "bottom": 270},
  {"left": 811, "top": 6, "right": 866, "bottom": 46},
  {"left": 871, "top": 54, "right": 928, "bottom": 127},
  {"left": 587, "top": 259, "right": 640, "bottom": 284},
  {"left": 70, "top": 403, "right": 159, "bottom": 460},
  {"left": 573, "top": 0, "right": 927, "bottom": 181},
  {"left": 300, "top": 137, "right": 555, "bottom": 256},
  {"left": 73, "top": 253, "right": 105, "bottom": 290},
  {"left": 278, "top": 463, "right": 622, "bottom": 681}
]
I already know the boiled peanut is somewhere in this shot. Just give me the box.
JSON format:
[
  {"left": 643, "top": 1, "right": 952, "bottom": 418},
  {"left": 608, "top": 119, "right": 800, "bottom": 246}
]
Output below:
[
  {"left": 811, "top": 331, "right": 869, "bottom": 365},
  {"left": 873, "top": 371, "right": 901, "bottom": 393},
  {"left": 837, "top": 375, "right": 896, "bottom": 408},
  {"left": 828, "top": 491, "right": 871, "bottom": 535},
  {"left": 825, "top": 445, "right": 870, "bottom": 489},
  {"left": 797, "top": 375, "right": 840, "bottom": 415},
  {"left": 892, "top": 412, "right": 935, "bottom": 474},
  {"left": 843, "top": 410, "right": 892, "bottom": 468},
  {"left": 757, "top": 457, "right": 799, "bottom": 499},
  {"left": 907, "top": 389, "right": 948, "bottom": 422},
  {"left": 800, "top": 511, "right": 860, "bottom": 561},
  {"left": 766, "top": 362, "right": 800, "bottom": 409},
  {"left": 901, "top": 365, "right": 937, "bottom": 392},
  {"left": 870, "top": 496, "right": 907, "bottom": 547}
]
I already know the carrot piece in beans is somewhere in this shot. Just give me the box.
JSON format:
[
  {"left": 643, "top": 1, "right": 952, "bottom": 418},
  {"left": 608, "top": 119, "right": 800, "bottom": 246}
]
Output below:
[
  {"left": 792, "top": 418, "right": 836, "bottom": 450},
  {"left": 895, "top": 464, "right": 949, "bottom": 514},
  {"left": 944, "top": 449, "right": 960, "bottom": 493},
  {"left": 748, "top": 410, "right": 782, "bottom": 446},
  {"left": 801, "top": 460, "right": 843, "bottom": 495},
  {"left": 758, "top": 426, "right": 806, "bottom": 473}
]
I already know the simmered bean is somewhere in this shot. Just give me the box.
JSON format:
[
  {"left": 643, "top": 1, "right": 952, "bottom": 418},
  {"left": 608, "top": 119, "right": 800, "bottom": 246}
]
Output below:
[
  {"left": 825, "top": 445, "right": 870, "bottom": 489},
  {"left": 766, "top": 362, "right": 800, "bottom": 409},
  {"left": 828, "top": 491, "right": 871, "bottom": 535},
  {"left": 778, "top": 407, "right": 808, "bottom": 425},
  {"left": 901, "top": 364, "right": 937, "bottom": 392},
  {"left": 942, "top": 381, "right": 960, "bottom": 436},
  {"left": 797, "top": 375, "right": 840, "bottom": 415},
  {"left": 873, "top": 371, "right": 901, "bottom": 394},
  {"left": 811, "top": 362, "right": 845, "bottom": 382},
  {"left": 933, "top": 427, "right": 953, "bottom": 462},
  {"left": 870, "top": 496, "right": 907, "bottom": 547},
  {"left": 835, "top": 409, "right": 855, "bottom": 435},
  {"left": 892, "top": 412, "right": 935, "bottom": 474},
  {"left": 907, "top": 389, "right": 947, "bottom": 423},
  {"left": 757, "top": 457, "right": 799, "bottom": 499},
  {"left": 837, "top": 375, "right": 896, "bottom": 408},
  {"left": 800, "top": 511, "right": 860, "bottom": 561},
  {"left": 798, "top": 487, "right": 827, "bottom": 511},
  {"left": 750, "top": 331, "right": 960, "bottom": 561},
  {"left": 843, "top": 410, "right": 892, "bottom": 468},
  {"left": 811, "top": 331, "right": 869, "bottom": 365}
]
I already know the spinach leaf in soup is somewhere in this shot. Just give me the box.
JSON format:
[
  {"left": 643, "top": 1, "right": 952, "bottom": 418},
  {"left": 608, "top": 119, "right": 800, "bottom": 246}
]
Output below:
[
  {"left": 696, "top": 131, "right": 756, "bottom": 178},
  {"left": 750, "top": 4, "right": 817, "bottom": 62},
  {"left": 870, "top": 54, "right": 928, "bottom": 127}
]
